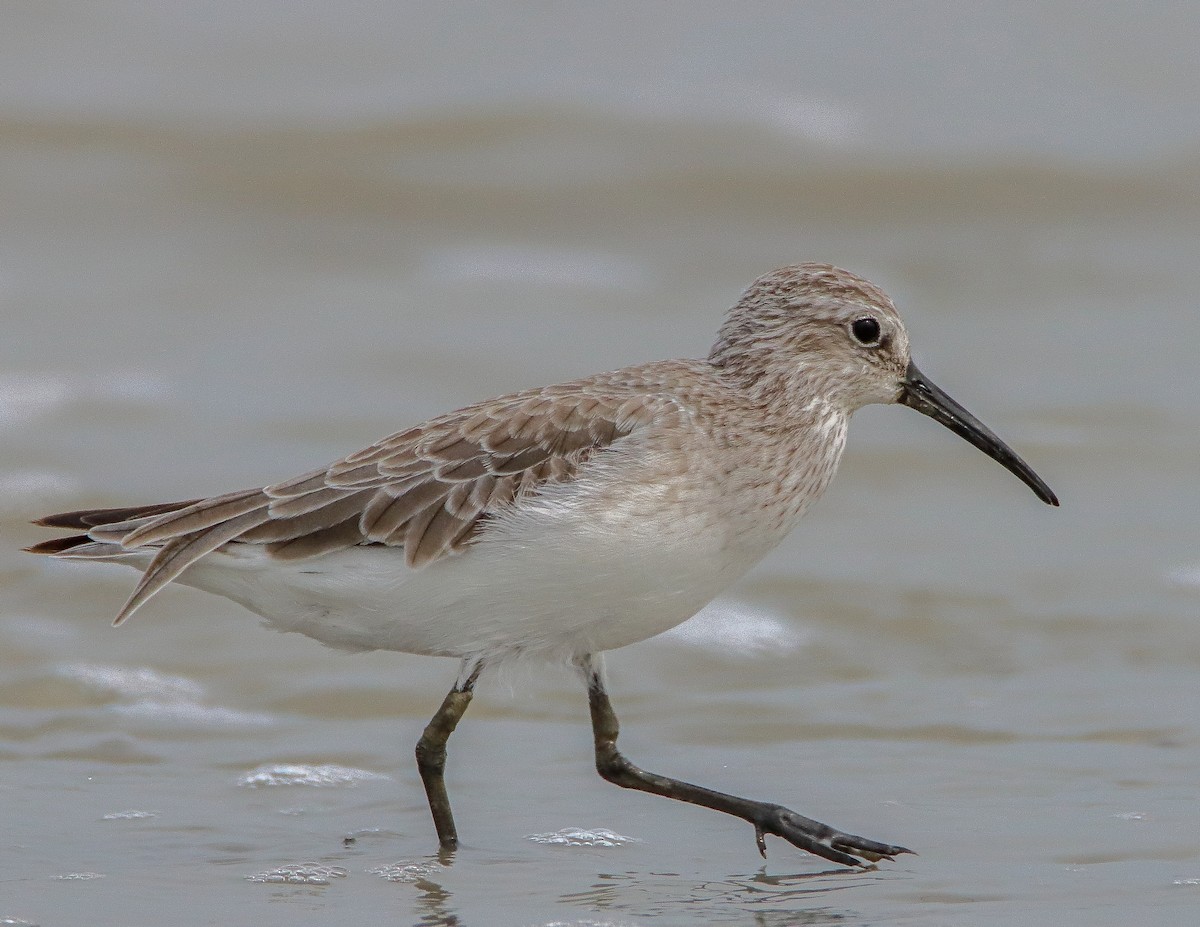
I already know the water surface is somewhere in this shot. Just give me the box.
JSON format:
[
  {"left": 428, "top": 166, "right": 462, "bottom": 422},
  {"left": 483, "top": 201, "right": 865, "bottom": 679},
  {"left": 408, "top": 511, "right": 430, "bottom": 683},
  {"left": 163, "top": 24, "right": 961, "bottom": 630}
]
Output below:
[{"left": 3, "top": 4, "right": 1200, "bottom": 926}]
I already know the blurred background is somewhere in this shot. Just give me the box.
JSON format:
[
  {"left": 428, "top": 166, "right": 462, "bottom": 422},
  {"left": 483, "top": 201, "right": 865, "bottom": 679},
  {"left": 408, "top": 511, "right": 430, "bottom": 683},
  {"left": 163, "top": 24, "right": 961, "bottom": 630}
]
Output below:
[{"left": 2, "top": 4, "right": 1199, "bottom": 926}]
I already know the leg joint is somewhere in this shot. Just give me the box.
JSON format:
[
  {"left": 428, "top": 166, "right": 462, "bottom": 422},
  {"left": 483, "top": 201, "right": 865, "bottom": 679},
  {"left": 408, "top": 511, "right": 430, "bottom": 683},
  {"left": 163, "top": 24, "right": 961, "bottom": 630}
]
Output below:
[
  {"left": 414, "top": 733, "right": 446, "bottom": 773},
  {"left": 594, "top": 744, "right": 636, "bottom": 785}
]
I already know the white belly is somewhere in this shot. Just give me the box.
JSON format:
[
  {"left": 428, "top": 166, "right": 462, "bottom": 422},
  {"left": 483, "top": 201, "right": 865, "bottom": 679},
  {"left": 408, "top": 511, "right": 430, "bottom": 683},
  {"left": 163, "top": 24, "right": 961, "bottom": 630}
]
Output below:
[{"left": 177, "top": 470, "right": 781, "bottom": 662}]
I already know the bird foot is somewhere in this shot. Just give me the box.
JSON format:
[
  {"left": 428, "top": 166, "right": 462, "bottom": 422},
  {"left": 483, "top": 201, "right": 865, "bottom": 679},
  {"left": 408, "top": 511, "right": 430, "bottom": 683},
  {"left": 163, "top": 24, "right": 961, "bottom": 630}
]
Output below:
[{"left": 752, "top": 805, "right": 913, "bottom": 868}]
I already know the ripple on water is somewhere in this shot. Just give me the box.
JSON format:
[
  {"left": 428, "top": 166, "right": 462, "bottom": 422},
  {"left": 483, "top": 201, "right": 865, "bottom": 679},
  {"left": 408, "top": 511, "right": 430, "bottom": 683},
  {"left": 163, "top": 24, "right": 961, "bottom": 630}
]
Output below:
[
  {"left": 0, "top": 371, "right": 170, "bottom": 429},
  {"left": 662, "top": 600, "right": 812, "bottom": 657},
  {"left": 59, "top": 663, "right": 204, "bottom": 701},
  {"left": 56, "top": 663, "right": 274, "bottom": 728},
  {"left": 0, "top": 471, "right": 79, "bottom": 513},
  {"left": 1166, "top": 565, "right": 1200, "bottom": 588},
  {"left": 238, "top": 763, "right": 390, "bottom": 788},
  {"left": 101, "top": 810, "right": 158, "bottom": 821},
  {"left": 0, "top": 373, "right": 72, "bottom": 427}
]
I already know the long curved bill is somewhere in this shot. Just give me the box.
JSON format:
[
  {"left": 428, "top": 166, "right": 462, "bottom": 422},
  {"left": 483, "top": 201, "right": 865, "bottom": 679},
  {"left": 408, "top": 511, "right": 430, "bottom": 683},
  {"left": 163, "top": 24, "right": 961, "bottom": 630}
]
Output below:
[{"left": 899, "top": 360, "right": 1059, "bottom": 506}]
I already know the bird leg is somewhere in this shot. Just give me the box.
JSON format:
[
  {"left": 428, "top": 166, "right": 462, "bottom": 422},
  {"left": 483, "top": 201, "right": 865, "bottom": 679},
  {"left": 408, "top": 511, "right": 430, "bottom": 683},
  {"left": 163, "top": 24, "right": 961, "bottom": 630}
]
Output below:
[
  {"left": 579, "top": 654, "right": 912, "bottom": 868},
  {"left": 415, "top": 658, "right": 483, "bottom": 850}
]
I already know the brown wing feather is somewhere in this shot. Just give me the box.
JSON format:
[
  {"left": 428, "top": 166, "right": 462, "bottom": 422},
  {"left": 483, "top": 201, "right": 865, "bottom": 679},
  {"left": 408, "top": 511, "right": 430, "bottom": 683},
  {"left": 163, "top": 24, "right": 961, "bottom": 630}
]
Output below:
[
  {"left": 28, "top": 370, "right": 683, "bottom": 624},
  {"left": 32, "top": 500, "right": 201, "bottom": 530}
]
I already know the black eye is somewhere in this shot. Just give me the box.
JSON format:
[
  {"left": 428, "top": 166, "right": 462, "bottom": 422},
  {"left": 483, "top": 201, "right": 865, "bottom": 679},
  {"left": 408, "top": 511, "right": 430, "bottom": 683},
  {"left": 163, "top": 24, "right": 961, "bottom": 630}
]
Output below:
[{"left": 850, "top": 317, "right": 881, "bottom": 345}]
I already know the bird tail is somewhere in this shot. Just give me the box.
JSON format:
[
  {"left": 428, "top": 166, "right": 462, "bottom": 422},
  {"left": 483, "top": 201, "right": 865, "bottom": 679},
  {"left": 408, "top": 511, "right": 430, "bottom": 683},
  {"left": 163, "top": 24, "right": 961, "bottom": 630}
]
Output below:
[{"left": 25, "top": 493, "right": 273, "bottom": 624}]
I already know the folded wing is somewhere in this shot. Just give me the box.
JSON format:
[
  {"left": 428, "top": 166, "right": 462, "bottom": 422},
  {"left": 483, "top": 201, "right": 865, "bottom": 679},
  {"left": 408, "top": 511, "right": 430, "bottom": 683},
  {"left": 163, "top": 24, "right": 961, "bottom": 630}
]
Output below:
[{"left": 28, "top": 380, "right": 676, "bottom": 625}]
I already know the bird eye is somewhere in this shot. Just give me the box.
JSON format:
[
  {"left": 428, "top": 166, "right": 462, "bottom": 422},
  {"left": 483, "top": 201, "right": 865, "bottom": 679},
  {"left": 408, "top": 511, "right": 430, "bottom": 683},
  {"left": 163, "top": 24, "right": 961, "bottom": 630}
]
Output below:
[{"left": 850, "top": 317, "right": 882, "bottom": 346}]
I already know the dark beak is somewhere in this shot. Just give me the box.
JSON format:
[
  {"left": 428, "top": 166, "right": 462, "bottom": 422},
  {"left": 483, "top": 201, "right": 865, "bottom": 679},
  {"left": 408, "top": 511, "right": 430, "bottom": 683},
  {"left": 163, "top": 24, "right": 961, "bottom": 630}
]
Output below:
[{"left": 899, "top": 360, "right": 1058, "bottom": 506}]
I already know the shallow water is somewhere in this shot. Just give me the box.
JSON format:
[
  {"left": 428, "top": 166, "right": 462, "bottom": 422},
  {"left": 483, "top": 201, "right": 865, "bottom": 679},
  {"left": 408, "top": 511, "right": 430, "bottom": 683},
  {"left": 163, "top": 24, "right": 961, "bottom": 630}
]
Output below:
[{"left": 4, "top": 4, "right": 1200, "bottom": 926}]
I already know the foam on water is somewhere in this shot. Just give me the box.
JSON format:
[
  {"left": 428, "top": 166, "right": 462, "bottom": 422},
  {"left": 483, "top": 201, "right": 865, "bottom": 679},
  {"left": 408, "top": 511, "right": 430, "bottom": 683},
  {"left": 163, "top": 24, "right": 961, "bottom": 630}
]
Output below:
[
  {"left": 245, "top": 863, "right": 348, "bottom": 885},
  {"left": 536, "top": 921, "right": 644, "bottom": 927},
  {"left": 368, "top": 860, "right": 445, "bottom": 883},
  {"left": 525, "top": 828, "right": 641, "bottom": 848},
  {"left": 237, "top": 763, "right": 391, "bottom": 788}
]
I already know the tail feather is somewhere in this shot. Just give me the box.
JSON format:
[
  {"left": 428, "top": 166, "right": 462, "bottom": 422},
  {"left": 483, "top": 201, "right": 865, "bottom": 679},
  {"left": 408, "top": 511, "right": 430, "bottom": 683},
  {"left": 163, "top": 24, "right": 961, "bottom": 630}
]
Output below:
[
  {"left": 113, "top": 509, "right": 272, "bottom": 625},
  {"left": 28, "top": 492, "right": 277, "bottom": 625},
  {"left": 24, "top": 534, "right": 94, "bottom": 555},
  {"left": 27, "top": 539, "right": 147, "bottom": 561},
  {"left": 32, "top": 500, "right": 200, "bottom": 531},
  {"left": 120, "top": 488, "right": 267, "bottom": 547},
  {"left": 29, "top": 477, "right": 381, "bottom": 623}
]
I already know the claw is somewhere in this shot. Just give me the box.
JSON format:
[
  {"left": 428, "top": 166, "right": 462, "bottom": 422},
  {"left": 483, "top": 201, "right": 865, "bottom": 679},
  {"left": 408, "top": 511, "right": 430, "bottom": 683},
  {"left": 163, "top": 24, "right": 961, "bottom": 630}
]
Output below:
[
  {"left": 822, "top": 846, "right": 873, "bottom": 869},
  {"left": 753, "top": 806, "right": 911, "bottom": 868},
  {"left": 754, "top": 823, "right": 767, "bottom": 858},
  {"left": 829, "top": 834, "right": 912, "bottom": 863}
]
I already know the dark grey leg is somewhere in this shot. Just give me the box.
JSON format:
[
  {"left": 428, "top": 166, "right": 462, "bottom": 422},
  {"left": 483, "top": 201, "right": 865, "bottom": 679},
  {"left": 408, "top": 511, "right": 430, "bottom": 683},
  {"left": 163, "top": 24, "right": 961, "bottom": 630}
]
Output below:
[
  {"left": 579, "top": 653, "right": 912, "bottom": 868},
  {"left": 415, "top": 659, "right": 483, "bottom": 850}
]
